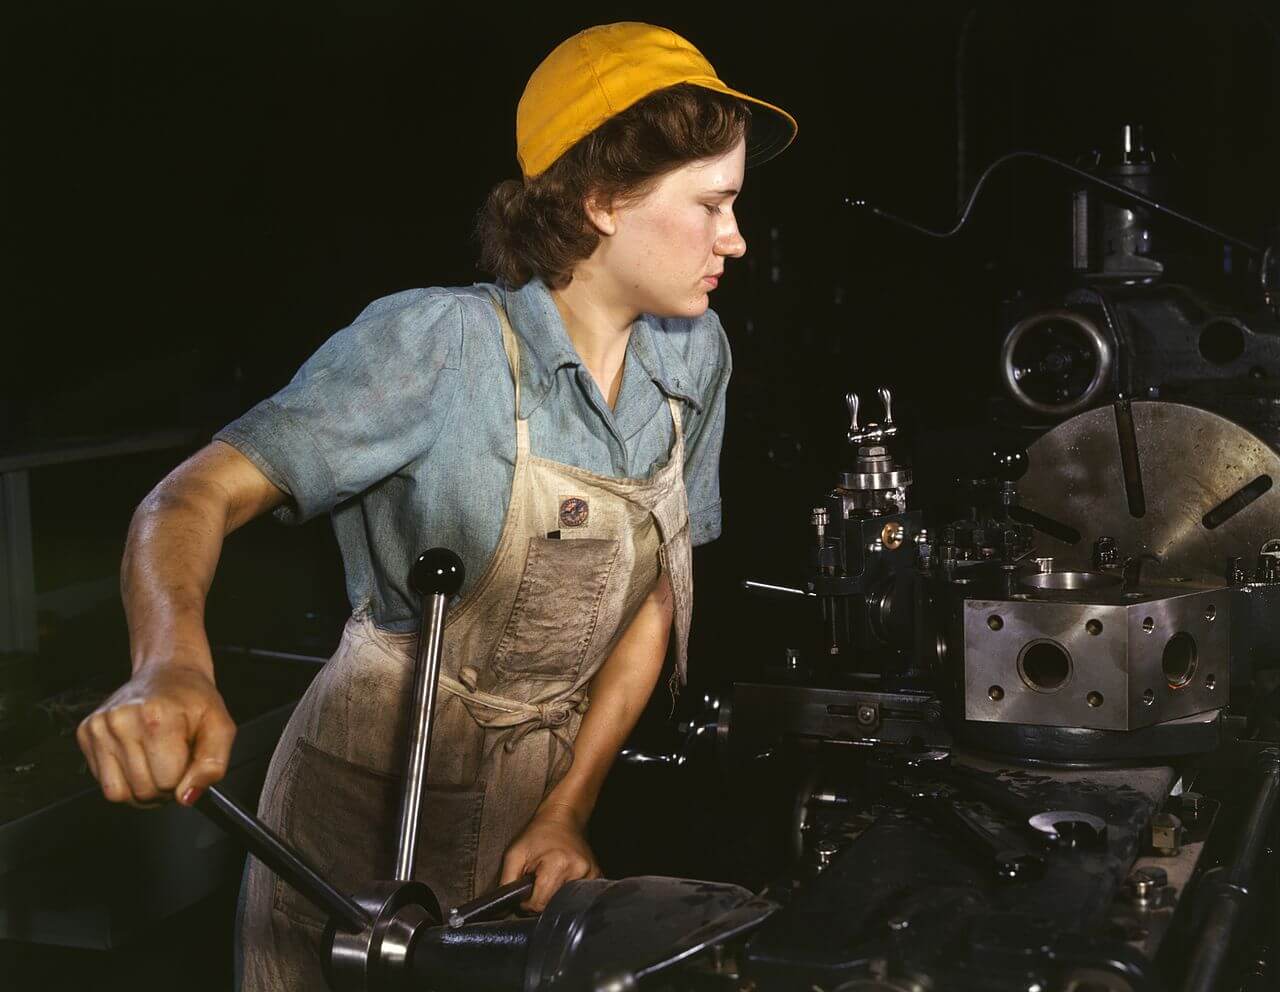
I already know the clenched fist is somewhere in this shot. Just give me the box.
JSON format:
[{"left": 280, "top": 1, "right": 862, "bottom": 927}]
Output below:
[{"left": 76, "top": 665, "right": 236, "bottom": 808}]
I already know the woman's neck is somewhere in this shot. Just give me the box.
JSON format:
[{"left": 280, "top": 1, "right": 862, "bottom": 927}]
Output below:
[{"left": 548, "top": 272, "right": 638, "bottom": 410}]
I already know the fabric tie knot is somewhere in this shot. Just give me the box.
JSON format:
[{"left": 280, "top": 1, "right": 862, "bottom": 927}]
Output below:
[
  {"left": 535, "top": 700, "right": 576, "bottom": 728},
  {"left": 505, "top": 697, "right": 585, "bottom": 752},
  {"left": 436, "top": 673, "right": 587, "bottom": 755}
]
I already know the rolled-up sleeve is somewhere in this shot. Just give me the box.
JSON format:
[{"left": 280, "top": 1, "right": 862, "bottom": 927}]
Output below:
[
  {"left": 213, "top": 290, "right": 464, "bottom": 525},
  {"left": 681, "top": 313, "right": 732, "bottom": 546}
]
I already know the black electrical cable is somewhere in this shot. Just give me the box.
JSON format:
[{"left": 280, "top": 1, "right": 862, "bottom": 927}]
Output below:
[{"left": 846, "top": 149, "right": 1262, "bottom": 256}]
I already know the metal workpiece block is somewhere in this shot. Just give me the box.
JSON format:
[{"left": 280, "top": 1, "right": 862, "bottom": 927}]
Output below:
[{"left": 963, "top": 587, "right": 1229, "bottom": 731}]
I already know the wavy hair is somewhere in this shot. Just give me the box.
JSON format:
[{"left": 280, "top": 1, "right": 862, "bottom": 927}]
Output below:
[{"left": 476, "top": 83, "right": 751, "bottom": 289}]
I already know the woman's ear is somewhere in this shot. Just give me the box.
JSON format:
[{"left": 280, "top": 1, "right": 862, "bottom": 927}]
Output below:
[{"left": 583, "top": 191, "right": 618, "bottom": 237}]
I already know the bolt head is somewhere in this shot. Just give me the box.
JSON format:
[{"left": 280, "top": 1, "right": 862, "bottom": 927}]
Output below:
[{"left": 1125, "top": 866, "right": 1169, "bottom": 906}]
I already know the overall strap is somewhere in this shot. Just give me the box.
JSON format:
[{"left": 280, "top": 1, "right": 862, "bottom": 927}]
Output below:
[
  {"left": 666, "top": 396, "right": 684, "bottom": 438},
  {"left": 484, "top": 291, "right": 522, "bottom": 418}
]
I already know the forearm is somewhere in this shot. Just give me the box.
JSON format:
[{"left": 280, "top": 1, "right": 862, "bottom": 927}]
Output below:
[
  {"left": 122, "top": 481, "right": 229, "bottom": 677},
  {"left": 122, "top": 442, "right": 287, "bottom": 677},
  {"left": 537, "top": 572, "right": 674, "bottom": 827}
]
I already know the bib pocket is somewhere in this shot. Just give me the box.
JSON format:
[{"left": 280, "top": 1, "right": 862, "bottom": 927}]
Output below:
[
  {"left": 492, "top": 536, "right": 620, "bottom": 683},
  {"left": 271, "top": 738, "right": 485, "bottom": 928}
]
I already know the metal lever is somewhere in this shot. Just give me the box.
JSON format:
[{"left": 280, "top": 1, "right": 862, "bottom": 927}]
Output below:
[
  {"left": 196, "top": 785, "right": 371, "bottom": 932},
  {"left": 397, "top": 548, "right": 466, "bottom": 881},
  {"left": 847, "top": 385, "right": 899, "bottom": 446},
  {"left": 877, "top": 386, "right": 894, "bottom": 426},
  {"left": 447, "top": 873, "right": 536, "bottom": 927},
  {"left": 741, "top": 579, "right": 816, "bottom": 599}
]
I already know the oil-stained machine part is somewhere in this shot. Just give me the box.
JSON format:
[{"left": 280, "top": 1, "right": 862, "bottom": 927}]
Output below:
[
  {"left": 1017, "top": 401, "right": 1280, "bottom": 581},
  {"left": 963, "top": 584, "right": 1229, "bottom": 731}
]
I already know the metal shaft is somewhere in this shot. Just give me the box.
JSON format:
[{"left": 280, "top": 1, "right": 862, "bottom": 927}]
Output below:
[
  {"left": 448, "top": 873, "right": 536, "bottom": 928},
  {"left": 196, "top": 786, "right": 371, "bottom": 933},
  {"left": 1182, "top": 748, "right": 1280, "bottom": 992},
  {"left": 395, "top": 589, "right": 450, "bottom": 881}
]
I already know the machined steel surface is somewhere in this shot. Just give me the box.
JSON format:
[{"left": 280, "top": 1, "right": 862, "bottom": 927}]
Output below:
[
  {"left": 1000, "top": 308, "right": 1115, "bottom": 417},
  {"left": 1017, "top": 401, "right": 1280, "bottom": 582},
  {"left": 327, "top": 881, "right": 441, "bottom": 991},
  {"left": 963, "top": 584, "right": 1229, "bottom": 731},
  {"left": 396, "top": 590, "right": 448, "bottom": 882},
  {"left": 723, "top": 683, "right": 950, "bottom": 757}
]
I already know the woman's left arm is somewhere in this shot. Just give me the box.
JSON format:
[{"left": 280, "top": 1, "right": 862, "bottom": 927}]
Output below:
[{"left": 499, "top": 571, "right": 675, "bottom": 910}]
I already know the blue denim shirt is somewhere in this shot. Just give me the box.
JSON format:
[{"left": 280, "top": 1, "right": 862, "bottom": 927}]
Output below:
[{"left": 213, "top": 277, "right": 731, "bottom": 632}]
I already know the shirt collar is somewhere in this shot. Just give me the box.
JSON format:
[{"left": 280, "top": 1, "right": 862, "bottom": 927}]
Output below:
[{"left": 499, "top": 278, "right": 703, "bottom": 417}]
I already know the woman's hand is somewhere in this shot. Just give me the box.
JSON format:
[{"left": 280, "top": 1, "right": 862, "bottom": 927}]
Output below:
[
  {"left": 500, "top": 804, "right": 602, "bottom": 911},
  {"left": 76, "top": 664, "right": 236, "bottom": 809}
]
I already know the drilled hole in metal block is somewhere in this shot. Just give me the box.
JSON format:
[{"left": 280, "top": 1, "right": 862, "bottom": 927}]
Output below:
[
  {"left": 1018, "top": 640, "right": 1072, "bottom": 693},
  {"left": 1163, "top": 632, "right": 1198, "bottom": 689}
]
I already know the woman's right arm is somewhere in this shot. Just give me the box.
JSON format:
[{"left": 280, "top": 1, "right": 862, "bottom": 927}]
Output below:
[{"left": 76, "top": 440, "right": 287, "bottom": 807}]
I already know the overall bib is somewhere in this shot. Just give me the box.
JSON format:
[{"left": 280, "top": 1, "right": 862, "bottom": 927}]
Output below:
[{"left": 237, "top": 295, "right": 695, "bottom": 990}]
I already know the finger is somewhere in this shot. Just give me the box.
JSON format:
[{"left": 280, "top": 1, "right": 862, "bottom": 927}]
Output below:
[
  {"left": 563, "top": 854, "right": 594, "bottom": 882},
  {"left": 102, "top": 706, "right": 163, "bottom": 801},
  {"left": 87, "top": 716, "right": 134, "bottom": 801},
  {"left": 76, "top": 718, "right": 101, "bottom": 782},
  {"left": 500, "top": 846, "right": 528, "bottom": 887},
  {"left": 95, "top": 748, "right": 133, "bottom": 804},
  {"left": 528, "top": 854, "right": 570, "bottom": 912},
  {"left": 138, "top": 702, "right": 190, "bottom": 794},
  {"left": 117, "top": 733, "right": 162, "bottom": 802},
  {"left": 175, "top": 707, "right": 236, "bottom": 804}
]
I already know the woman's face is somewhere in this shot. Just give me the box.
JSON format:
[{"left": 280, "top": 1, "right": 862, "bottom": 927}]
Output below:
[{"left": 592, "top": 137, "right": 748, "bottom": 319}]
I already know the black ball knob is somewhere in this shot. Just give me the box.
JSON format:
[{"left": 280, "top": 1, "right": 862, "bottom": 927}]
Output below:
[
  {"left": 409, "top": 548, "right": 465, "bottom": 598},
  {"left": 990, "top": 446, "right": 1029, "bottom": 482}
]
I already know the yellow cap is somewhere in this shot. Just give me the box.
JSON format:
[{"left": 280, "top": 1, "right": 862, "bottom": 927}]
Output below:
[{"left": 516, "top": 22, "right": 797, "bottom": 179}]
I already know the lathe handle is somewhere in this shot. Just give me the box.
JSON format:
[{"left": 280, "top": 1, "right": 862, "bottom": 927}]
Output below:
[
  {"left": 195, "top": 785, "right": 371, "bottom": 932},
  {"left": 397, "top": 548, "right": 466, "bottom": 882},
  {"left": 448, "top": 873, "right": 537, "bottom": 927}
]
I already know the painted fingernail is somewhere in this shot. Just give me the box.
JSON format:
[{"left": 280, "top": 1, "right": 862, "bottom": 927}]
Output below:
[{"left": 181, "top": 787, "right": 203, "bottom": 806}]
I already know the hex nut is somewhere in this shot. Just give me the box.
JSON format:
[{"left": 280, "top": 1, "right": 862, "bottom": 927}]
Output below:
[{"left": 1150, "top": 813, "right": 1183, "bottom": 856}]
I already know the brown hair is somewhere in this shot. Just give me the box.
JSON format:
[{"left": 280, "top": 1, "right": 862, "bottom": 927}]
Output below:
[{"left": 476, "top": 83, "right": 751, "bottom": 290}]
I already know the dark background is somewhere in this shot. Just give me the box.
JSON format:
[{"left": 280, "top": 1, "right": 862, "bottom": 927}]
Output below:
[{"left": 4, "top": 1, "right": 1280, "bottom": 987}]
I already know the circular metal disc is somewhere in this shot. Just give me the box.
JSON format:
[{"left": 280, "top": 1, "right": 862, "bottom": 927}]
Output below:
[{"left": 1017, "top": 401, "right": 1280, "bottom": 581}]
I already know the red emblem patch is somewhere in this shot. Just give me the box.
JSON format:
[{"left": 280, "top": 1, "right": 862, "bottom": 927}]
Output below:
[{"left": 559, "top": 497, "right": 589, "bottom": 528}]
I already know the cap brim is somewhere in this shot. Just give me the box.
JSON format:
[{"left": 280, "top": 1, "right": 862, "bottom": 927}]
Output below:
[{"left": 686, "top": 78, "right": 797, "bottom": 168}]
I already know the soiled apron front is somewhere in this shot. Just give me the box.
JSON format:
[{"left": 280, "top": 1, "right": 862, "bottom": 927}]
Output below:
[{"left": 237, "top": 295, "right": 694, "bottom": 990}]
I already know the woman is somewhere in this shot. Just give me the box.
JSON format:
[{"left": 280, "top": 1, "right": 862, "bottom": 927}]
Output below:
[{"left": 76, "top": 21, "right": 795, "bottom": 989}]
